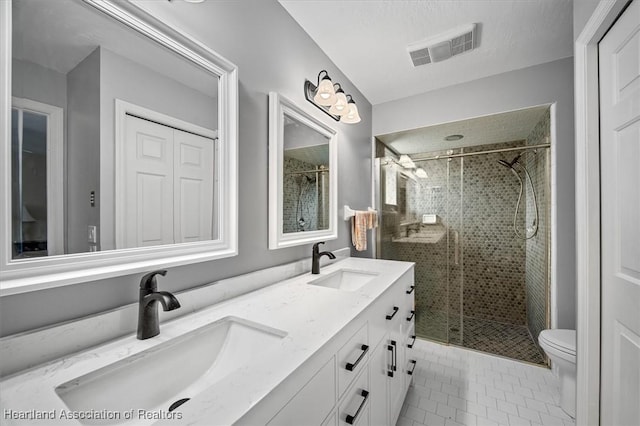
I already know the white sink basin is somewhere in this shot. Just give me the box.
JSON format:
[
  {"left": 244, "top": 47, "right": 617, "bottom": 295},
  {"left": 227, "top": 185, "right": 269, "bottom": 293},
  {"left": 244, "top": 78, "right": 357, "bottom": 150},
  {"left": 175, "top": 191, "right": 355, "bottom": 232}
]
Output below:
[
  {"left": 308, "top": 269, "right": 379, "bottom": 291},
  {"left": 55, "top": 317, "right": 286, "bottom": 425}
]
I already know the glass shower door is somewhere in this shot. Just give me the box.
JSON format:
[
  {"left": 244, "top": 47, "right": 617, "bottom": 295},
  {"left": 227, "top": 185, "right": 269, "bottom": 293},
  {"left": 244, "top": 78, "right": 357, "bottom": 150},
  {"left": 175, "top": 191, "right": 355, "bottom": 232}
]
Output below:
[
  {"left": 446, "top": 156, "right": 463, "bottom": 345},
  {"left": 375, "top": 155, "right": 463, "bottom": 344}
]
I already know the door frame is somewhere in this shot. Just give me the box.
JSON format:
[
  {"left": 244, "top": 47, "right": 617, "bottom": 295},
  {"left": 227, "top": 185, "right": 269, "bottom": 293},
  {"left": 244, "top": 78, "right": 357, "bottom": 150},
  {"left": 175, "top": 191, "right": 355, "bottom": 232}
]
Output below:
[
  {"left": 11, "top": 97, "right": 64, "bottom": 256},
  {"left": 574, "top": 1, "right": 631, "bottom": 424}
]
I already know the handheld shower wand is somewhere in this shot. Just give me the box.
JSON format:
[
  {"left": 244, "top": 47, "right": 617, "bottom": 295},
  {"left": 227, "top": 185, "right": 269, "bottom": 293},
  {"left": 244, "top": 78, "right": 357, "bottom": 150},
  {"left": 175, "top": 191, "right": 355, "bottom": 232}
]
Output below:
[{"left": 498, "top": 154, "right": 539, "bottom": 240}]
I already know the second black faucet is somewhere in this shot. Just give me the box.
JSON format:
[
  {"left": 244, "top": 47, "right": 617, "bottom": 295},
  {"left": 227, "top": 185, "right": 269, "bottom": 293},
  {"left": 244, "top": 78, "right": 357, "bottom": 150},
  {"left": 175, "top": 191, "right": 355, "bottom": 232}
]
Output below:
[{"left": 311, "top": 242, "right": 336, "bottom": 274}]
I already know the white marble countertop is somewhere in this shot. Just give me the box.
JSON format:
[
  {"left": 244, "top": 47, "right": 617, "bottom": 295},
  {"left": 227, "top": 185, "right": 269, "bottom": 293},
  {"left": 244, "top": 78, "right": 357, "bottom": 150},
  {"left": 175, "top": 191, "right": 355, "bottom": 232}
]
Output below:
[{"left": 0, "top": 257, "right": 413, "bottom": 426}]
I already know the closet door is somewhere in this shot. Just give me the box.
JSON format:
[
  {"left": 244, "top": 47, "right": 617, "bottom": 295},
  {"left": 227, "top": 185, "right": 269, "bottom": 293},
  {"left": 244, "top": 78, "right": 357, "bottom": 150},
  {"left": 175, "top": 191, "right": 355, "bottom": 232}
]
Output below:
[
  {"left": 599, "top": 1, "right": 640, "bottom": 425},
  {"left": 173, "top": 130, "right": 215, "bottom": 243},
  {"left": 123, "top": 115, "right": 175, "bottom": 248}
]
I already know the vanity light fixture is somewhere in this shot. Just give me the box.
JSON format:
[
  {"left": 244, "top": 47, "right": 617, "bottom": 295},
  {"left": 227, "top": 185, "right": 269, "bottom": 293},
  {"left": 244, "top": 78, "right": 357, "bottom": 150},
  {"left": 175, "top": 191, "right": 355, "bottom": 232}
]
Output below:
[
  {"left": 398, "top": 154, "right": 416, "bottom": 169},
  {"left": 415, "top": 168, "right": 428, "bottom": 178},
  {"left": 305, "top": 70, "right": 361, "bottom": 124}
]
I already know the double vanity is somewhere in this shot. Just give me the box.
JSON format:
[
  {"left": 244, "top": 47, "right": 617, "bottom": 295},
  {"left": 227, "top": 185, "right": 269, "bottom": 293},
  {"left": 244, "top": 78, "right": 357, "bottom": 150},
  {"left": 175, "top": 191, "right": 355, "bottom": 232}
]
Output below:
[{"left": 0, "top": 257, "right": 415, "bottom": 425}]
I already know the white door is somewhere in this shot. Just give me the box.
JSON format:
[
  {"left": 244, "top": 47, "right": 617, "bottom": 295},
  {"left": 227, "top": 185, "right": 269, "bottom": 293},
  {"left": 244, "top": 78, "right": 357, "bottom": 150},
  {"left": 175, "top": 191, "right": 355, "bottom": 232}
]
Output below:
[
  {"left": 599, "top": 1, "right": 640, "bottom": 425},
  {"left": 124, "top": 115, "right": 175, "bottom": 248},
  {"left": 173, "top": 130, "right": 214, "bottom": 243},
  {"left": 123, "top": 115, "right": 215, "bottom": 248}
]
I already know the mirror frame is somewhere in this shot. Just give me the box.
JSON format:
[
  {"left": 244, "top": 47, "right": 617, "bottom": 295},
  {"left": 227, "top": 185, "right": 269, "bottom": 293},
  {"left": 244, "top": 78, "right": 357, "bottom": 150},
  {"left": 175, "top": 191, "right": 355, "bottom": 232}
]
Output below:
[
  {"left": 0, "top": 0, "right": 238, "bottom": 295},
  {"left": 268, "top": 92, "right": 338, "bottom": 250}
]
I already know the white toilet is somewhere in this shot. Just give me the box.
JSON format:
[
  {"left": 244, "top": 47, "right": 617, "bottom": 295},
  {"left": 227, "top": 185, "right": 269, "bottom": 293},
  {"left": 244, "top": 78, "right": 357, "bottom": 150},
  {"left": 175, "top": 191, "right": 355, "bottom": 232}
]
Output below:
[{"left": 538, "top": 329, "right": 576, "bottom": 418}]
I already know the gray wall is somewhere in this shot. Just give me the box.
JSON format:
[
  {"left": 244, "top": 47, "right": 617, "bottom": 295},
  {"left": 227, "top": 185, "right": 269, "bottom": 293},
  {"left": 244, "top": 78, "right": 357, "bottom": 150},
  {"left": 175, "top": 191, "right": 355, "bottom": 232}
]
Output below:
[
  {"left": 373, "top": 57, "right": 576, "bottom": 330},
  {"left": 66, "top": 49, "right": 101, "bottom": 254},
  {"left": 12, "top": 59, "right": 67, "bottom": 110},
  {"left": 0, "top": 0, "right": 373, "bottom": 336},
  {"left": 574, "top": 0, "right": 601, "bottom": 40},
  {"left": 99, "top": 47, "right": 218, "bottom": 251}
]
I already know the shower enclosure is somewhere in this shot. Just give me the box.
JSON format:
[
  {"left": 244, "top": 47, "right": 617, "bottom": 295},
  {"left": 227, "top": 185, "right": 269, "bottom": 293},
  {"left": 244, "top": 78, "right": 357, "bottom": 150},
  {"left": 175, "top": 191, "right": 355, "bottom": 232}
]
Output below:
[{"left": 375, "top": 112, "right": 551, "bottom": 365}]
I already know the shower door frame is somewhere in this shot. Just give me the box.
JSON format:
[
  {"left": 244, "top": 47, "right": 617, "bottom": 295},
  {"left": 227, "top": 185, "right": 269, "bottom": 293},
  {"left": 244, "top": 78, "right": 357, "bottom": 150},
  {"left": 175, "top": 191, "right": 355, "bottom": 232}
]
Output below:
[{"left": 374, "top": 142, "right": 552, "bottom": 350}]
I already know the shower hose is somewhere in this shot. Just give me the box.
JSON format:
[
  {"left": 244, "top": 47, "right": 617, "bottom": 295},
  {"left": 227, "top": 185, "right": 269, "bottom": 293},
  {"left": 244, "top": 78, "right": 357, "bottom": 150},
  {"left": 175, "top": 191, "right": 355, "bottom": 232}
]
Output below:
[{"left": 512, "top": 163, "right": 539, "bottom": 240}]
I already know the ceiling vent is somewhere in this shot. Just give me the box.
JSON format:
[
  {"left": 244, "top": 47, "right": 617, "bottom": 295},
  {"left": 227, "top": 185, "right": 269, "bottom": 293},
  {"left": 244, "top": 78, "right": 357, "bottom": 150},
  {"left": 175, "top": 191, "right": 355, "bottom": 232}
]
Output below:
[{"left": 408, "top": 23, "right": 477, "bottom": 66}]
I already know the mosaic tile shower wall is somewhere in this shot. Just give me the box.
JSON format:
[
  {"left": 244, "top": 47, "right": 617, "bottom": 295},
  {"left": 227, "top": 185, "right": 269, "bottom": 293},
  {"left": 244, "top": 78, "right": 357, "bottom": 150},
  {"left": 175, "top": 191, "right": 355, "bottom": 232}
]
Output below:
[
  {"left": 524, "top": 112, "right": 551, "bottom": 344},
  {"left": 376, "top": 120, "right": 551, "bottom": 364},
  {"left": 463, "top": 141, "right": 528, "bottom": 324},
  {"left": 282, "top": 156, "right": 329, "bottom": 233}
]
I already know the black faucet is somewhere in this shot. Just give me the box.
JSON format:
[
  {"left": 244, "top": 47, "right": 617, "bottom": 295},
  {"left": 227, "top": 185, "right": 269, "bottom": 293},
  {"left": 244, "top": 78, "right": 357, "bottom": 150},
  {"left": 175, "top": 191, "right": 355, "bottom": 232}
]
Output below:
[
  {"left": 312, "top": 242, "right": 336, "bottom": 274},
  {"left": 137, "top": 270, "right": 181, "bottom": 340}
]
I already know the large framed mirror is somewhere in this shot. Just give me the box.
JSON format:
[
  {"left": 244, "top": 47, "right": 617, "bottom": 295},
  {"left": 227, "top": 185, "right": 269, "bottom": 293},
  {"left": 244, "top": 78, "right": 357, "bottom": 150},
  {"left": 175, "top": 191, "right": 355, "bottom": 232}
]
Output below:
[
  {"left": 0, "top": 0, "right": 238, "bottom": 294},
  {"left": 268, "top": 92, "right": 337, "bottom": 249}
]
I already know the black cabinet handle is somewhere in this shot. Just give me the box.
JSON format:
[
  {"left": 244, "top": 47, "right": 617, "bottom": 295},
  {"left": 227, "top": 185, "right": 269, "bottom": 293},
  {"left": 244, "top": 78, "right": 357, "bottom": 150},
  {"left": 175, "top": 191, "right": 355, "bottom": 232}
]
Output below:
[
  {"left": 391, "top": 340, "right": 397, "bottom": 372},
  {"left": 407, "top": 359, "right": 417, "bottom": 375},
  {"left": 406, "top": 285, "right": 415, "bottom": 294},
  {"left": 406, "top": 310, "right": 415, "bottom": 322},
  {"left": 407, "top": 335, "right": 416, "bottom": 348},
  {"left": 345, "top": 389, "right": 369, "bottom": 425},
  {"left": 386, "top": 306, "right": 399, "bottom": 320},
  {"left": 346, "top": 344, "right": 369, "bottom": 371},
  {"left": 387, "top": 344, "right": 394, "bottom": 377}
]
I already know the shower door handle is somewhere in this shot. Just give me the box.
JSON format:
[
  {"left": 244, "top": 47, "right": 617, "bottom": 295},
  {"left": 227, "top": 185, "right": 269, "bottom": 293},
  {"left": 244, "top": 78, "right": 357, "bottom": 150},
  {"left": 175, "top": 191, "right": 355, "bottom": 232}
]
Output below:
[{"left": 453, "top": 230, "right": 459, "bottom": 265}]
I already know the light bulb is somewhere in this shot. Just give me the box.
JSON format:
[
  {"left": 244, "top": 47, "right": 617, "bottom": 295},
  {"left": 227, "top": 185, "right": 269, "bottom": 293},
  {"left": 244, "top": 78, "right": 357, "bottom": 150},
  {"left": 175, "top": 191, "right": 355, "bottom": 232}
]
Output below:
[
  {"left": 341, "top": 102, "right": 361, "bottom": 124},
  {"left": 415, "top": 168, "right": 428, "bottom": 178},
  {"left": 329, "top": 90, "right": 348, "bottom": 115},
  {"left": 313, "top": 77, "right": 336, "bottom": 106}
]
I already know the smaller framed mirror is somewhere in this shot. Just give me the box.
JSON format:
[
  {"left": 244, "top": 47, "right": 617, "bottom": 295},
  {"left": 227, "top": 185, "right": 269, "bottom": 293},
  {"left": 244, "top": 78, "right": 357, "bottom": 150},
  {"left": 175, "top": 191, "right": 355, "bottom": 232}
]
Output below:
[{"left": 268, "top": 92, "right": 337, "bottom": 249}]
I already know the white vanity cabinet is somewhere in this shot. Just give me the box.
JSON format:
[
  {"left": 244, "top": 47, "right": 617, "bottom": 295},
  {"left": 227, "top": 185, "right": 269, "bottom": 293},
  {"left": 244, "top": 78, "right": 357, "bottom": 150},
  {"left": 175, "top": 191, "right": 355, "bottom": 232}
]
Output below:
[
  {"left": 240, "top": 266, "right": 415, "bottom": 426},
  {"left": 369, "top": 274, "right": 416, "bottom": 424}
]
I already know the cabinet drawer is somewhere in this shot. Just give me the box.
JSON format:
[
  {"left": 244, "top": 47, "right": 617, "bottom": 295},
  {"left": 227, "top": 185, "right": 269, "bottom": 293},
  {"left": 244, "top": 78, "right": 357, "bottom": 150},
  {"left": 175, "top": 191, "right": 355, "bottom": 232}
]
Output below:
[
  {"left": 339, "top": 367, "right": 370, "bottom": 426},
  {"left": 268, "top": 356, "right": 336, "bottom": 426},
  {"left": 338, "top": 323, "right": 369, "bottom": 398}
]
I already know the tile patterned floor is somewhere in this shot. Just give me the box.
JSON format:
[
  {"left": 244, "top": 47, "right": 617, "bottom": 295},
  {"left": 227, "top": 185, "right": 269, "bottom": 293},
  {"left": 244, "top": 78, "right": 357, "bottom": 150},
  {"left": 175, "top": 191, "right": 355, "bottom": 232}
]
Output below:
[
  {"left": 415, "top": 309, "right": 546, "bottom": 365},
  {"left": 397, "top": 339, "right": 574, "bottom": 426}
]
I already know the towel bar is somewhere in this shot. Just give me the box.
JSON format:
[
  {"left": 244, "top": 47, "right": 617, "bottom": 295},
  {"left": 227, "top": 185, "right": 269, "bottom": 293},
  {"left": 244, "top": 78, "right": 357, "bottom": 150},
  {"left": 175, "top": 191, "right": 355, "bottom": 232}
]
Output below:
[{"left": 344, "top": 205, "right": 377, "bottom": 221}]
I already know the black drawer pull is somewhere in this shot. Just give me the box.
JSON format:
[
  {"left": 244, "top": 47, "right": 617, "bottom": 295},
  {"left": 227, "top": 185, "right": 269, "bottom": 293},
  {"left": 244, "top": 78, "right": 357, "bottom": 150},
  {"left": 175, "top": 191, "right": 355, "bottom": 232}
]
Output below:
[
  {"left": 407, "top": 359, "right": 417, "bottom": 375},
  {"left": 391, "top": 340, "right": 397, "bottom": 372},
  {"left": 406, "top": 285, "right": 415, "bottom": 294},
  {"left": 407, "top": 335, "right": 416, "bottom": 348},
  {"left": 346, "top": 344, "right": 369, "bottom": 371},
  {"left": 406, "top": 310, "right": 415, "bottom": 322},
  {"left": 346, "top": 390, "right": 369, "bottom": 425},
  {"left": 387, "top": 344, "right": 394, "bottom": 377},
  {"left": 385, "top": 306, "right": 399, "bottom": 320}
]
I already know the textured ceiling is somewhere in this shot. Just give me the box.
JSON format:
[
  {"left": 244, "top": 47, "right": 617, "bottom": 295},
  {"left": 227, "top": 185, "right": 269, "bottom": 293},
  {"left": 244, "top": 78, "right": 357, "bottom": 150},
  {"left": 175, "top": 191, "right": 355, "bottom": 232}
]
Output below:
[
  {"left": 279, "top": 0, "right": 573, "bottom": 105},
  {"left": 377, "top": 105, "right": 550, "bottom": 155}
]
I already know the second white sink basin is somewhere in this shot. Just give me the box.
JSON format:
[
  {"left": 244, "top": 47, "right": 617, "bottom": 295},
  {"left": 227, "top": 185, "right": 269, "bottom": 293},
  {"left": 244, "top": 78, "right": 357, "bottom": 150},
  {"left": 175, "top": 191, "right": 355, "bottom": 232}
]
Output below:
[
  {"left": 55, "top": 317, "right": 286, "bottom": 425},
  {"left": 308, "top": 269, "right": 379, "bottom": 291}
]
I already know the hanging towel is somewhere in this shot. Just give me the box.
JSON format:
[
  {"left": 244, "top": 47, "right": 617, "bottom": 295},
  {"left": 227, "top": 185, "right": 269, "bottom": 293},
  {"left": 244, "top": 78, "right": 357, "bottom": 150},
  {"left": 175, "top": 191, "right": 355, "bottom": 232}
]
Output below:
[{"left": 351, "top": 210, "right": 378, "bottom": 251}]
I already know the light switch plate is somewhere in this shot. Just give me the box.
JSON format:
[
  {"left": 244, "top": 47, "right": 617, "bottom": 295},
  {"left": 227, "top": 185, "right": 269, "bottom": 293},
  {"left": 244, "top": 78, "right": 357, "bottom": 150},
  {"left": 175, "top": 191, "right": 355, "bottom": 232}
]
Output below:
[{"left": 88, "top": 226, "right": 97, "bottom": 243}]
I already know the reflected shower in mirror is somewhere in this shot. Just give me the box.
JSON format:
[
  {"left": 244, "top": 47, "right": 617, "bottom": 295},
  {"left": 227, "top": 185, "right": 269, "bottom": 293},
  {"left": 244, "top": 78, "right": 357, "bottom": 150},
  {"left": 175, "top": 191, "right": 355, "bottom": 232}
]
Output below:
[
  {"left": 268, "top": 92, "right": 337, "bottom": 250},
  {"left": 282, "top": 115, "right": 330, "bottom": 233},
  {"left": 10, "top": 0, "right": 219, "bottom": 258}
]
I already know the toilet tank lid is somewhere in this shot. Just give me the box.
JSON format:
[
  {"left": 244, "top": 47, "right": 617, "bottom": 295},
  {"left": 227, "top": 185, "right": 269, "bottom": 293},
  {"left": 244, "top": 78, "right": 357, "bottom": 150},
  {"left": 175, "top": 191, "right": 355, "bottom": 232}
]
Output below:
[{"left": 540, "top": 329, "right": 576, "bottom": 352}]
